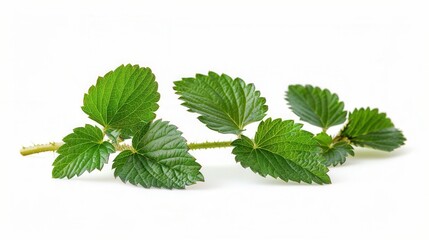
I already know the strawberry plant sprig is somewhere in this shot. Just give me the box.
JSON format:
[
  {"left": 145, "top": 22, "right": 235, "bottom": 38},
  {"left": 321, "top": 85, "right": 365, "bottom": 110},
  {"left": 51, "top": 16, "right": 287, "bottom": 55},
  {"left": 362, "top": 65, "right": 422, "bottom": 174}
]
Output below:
[
  {"left": 21, "top": 64, "right": 406, "bottom": 189},
  {"left": 285, "top": 85, "right": 406, "bottom": 166}
]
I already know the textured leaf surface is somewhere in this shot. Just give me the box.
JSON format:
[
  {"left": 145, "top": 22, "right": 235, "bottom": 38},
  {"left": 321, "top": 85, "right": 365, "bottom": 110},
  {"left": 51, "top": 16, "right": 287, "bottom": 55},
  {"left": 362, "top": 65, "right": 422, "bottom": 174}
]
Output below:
[
  {"left": 82, "top": 64, "right": 160, "bottom": 131},
  {"left": 232, "top": 118, "right": 331, "bottom": 184},
  {"left": 341, "top": 108, "right": 406, "bottom": 151},
  {"left": 286, "top": 85, "right": 347, "bottom": 129},
  {"left": 174, "top": 72, "right": 268, "bottom": 135},
  {"left": 112, "top": 120, "right": 203, "bottom": 189},
  {"left": 52, "top": 125, "right": 115, "bottom": 179},
  {"left": 314, "top": 133, "right": 354, "bottom": 167}
]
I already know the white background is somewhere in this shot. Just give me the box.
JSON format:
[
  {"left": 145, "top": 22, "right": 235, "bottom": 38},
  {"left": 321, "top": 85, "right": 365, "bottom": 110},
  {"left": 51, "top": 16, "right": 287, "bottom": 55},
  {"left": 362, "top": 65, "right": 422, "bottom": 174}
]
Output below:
[{"left": 1, "top": 0, "right": 428, "bottom": 239}]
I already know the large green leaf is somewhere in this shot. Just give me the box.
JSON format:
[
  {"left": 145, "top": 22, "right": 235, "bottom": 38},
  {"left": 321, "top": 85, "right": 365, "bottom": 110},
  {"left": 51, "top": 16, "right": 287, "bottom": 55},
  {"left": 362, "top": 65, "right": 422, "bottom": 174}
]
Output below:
[
  {"left": 340, "top": 108, "right": 406, "bottom": 151},
  {"left": 314, "top": 132, "right": 354, "bottom": 167},
  {"left": 82, "top": 64, "right": 160, "bottom": 131},
  {"left": 52, "top": 125, "right": 115, "bottom": 179},
  {"left": 286, "top": 85, "right": 347, "bottom": 129},
  {"left": 112, "top": 120, "right": 203, "bottom": 189},
  {"left": 174, "top": 72, "right": 268, "bottom": 135},
  {"left": 232, "top": 118, "right": 331, "bottom": 184}
]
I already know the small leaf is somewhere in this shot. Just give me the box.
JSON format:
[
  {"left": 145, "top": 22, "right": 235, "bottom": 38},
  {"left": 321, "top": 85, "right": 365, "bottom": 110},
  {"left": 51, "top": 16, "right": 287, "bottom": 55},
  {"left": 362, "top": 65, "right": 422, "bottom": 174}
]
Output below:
[
  {"left": 112, "top": 120, "right": 203, "bottom": 189},
  {"left": 323, "top": 142, "right": 354, "bottom": 167},
  {"left": 313, "top": 132, "right": 333, "bottom": 146},
  {"left": 52, "top": 125, "right": 115, "bottom": 179},
  {"left": 82, "top": 64, "right": 160, "bottom": 131},
  {"left": 340, "top": 108, "right": 406, "bottom": 151},
  {"left": 232, "top": 118, "right": 331, "bottom": 184},
  {"left": 105, "top": 129, "right": 122, "bottom": 144},
  {"left": 314, "top": 133, "right": 354, "bottom": 167},
  {"left": 286, "top": 85, "right": 347, "bottom": 129},
  {"left": 174, "top": 72, "right": 268, "bottom": 135}
]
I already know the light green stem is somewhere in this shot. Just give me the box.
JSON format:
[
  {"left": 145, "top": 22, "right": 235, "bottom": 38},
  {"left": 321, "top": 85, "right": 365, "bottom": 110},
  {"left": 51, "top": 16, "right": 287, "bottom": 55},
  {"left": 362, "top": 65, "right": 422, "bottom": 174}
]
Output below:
[
  {"left": 188, "top": 141, "right": 232, "bottom": 150},
  {"left": 20, "top": 142, "right": 64, "bottom": 156},
  {"left": 20, "top": 140, "right": 233, "bottom": 156}
]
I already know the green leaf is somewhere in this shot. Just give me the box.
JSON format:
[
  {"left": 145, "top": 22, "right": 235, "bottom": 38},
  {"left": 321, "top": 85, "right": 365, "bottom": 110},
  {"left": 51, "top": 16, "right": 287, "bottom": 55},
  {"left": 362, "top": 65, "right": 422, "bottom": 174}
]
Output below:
[
  {"left": 313, "top": 132, "right": 333, "bottom": 146},
  {"left": 286, "top": 85, "right": 347, "bottom": 129},
  {"left": 340, "top": 108, "right": 406, "bottom": 151},
  {"left": 112, "top": 120, "right": 203, "bottom": 189},
  {"left": 231, "top": 118, "right": 331, "bottom": 184},
  {"left": 314, "top": 133, "right": 354, "bottom": 167},
  {"left": 174, "top": 72, "right": 268, "bottom": 135},
  {"left": 52, "top": 125, "right": 115, "bottom": 179},
  {"left": 82, "top": 64, "right": 160, "bottom": 131}
]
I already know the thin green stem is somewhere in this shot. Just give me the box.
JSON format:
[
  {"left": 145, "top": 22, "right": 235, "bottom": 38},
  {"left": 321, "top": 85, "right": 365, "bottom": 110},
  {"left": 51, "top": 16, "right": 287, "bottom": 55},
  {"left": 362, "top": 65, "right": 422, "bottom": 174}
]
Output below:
[
  {"left": 188, "top": 141, "right": 232, "bottom": 150},
  {"left": 20, "top": 142, "right": 64, "bottom": 156},
  {"left": 20, "top": 140, "right": 233, "bottom": 156}
]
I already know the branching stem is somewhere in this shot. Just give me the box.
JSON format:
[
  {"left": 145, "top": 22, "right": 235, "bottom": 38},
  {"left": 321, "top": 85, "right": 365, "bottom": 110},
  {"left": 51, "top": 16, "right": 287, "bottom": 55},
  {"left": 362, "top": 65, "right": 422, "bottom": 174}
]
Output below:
[
  {"left": 21, "top": 135, "right": 351, "bottom": 156},
  {"left": 21, "top": 134, "right": 350, "bottom": 157},
  {"left": 21, "top": 140, "right": 233, "bottom": 156}
]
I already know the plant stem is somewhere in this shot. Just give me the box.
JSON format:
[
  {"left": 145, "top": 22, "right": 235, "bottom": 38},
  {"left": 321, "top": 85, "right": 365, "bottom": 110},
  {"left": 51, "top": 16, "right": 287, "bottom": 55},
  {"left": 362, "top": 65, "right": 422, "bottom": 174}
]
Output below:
[
  {"left": 332, "top": 135, "right": 351, "bottom": 144},
  {"left": 20, "top": 142, "right": 64, "bottom": 156},
  {"left": 188, "top": 141, "right": 232, "bottom": 150},
  {"left": 20, "top": 140, "right": 233, "bottom": 156}
]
